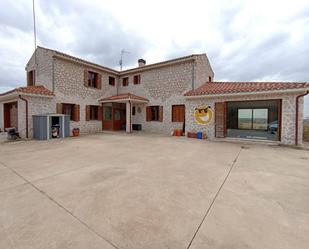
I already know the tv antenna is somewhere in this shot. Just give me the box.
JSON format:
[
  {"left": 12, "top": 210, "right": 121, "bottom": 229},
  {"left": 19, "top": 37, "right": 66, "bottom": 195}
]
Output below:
[{"left": 119, "top": 49, "right": 130, "bottom": 71}]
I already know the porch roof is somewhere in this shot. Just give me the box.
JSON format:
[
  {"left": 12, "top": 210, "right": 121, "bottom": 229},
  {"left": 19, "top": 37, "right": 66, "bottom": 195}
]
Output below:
[
  {"left": 0, "top": 85, "right": 54, "bottom": 101},
  {"left": 184, "top": 82, "right": 309, "bottom": 98},
  {"left": 99, "top": 93, "right": 149, "bottom": 103}
]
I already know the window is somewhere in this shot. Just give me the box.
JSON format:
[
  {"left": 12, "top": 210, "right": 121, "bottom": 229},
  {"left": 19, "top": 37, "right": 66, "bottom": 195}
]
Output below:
[
  {"left": 132, "top": 106, "right": 136, "bottom": 115},
  {"left": 27, "top": 70, "right": 35, "bottom": 86},
  {"left": 172, "top": 105, "right": 185, "bottom": 122},
  {"left": 103, "top": 106, "right": 112, "bottom": 120},
  {"left": 60, "top": 103, "right": 80, "bottom": 121},
  {"left": 62, "top": 104, "right": 74, "bottom": 120},
  {"left": 122, "top": 77, "right": 129, "bottom": 86},
  {"left": 91, "top": 106, "right": 98, "bottom": 120},
  {"left": 146, "top": 106, "right": 163, "bottom": 122},
  {"left": 133, "top": 74, "right": 141, "bottom": 84},
  {"left": 109, "top": 76, "right": 115, "bottom": 86},
  {"left": 85, "top": 105, "right": 102, "bottom": 121},
  {"left": 88, "top": 71, "right": 98, "bottom": 88},
  {"left": 209, "top": 76, "right": 212, "bottom": 82},
  {"left": 238, "top": 108, "right": 268, "bottom": 130},
  {"left": 226, "top": 100, "right": 280, "bottom": 141}
]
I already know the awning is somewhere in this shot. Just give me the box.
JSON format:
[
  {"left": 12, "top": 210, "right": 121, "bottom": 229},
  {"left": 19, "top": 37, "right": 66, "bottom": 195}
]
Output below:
[{"left": 99, "top": 93, "right": 148, "bottom": 103}]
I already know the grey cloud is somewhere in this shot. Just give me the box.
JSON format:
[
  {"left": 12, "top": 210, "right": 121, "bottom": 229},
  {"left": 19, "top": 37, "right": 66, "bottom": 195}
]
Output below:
[
  {"left": 0, "top": 0, "right": 33, "bottom": 32},
  {"left": 37, "top": 0, "right": 150, "bottom": 69}
]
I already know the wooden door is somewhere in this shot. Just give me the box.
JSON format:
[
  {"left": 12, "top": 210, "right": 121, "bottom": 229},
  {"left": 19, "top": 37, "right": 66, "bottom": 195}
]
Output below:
[
  {"left": 102, "top": 105, "right": 113, "bottom": 130},
  {"left": 215, "top": 102, "right": 226, "bottom": 138},
  {"left": 113, "top": 108, "right": 122, "bottom": 131}
]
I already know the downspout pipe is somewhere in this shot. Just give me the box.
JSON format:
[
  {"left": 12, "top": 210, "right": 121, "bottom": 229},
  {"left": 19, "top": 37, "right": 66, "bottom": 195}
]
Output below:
[
  {"left": 295, "top": 90, "right": 309, "bottom": 145},
  {"left": 18, "top": 95, "right": 29, "bottom": 138},
  {"left": 129, "top": 100, "right": 132, "bottom": 133},
  {"left": 191, "top": 60, "right": 195, "bottom": 90}
]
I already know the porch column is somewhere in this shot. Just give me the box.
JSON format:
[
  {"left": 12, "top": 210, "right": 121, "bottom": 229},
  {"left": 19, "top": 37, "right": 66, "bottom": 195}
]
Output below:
[{"left": 126, "top": 101, "right": 131, "bottom": 133}]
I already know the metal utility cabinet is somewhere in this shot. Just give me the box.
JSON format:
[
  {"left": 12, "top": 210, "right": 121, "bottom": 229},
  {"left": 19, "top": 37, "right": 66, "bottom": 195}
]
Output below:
[{"left": 33, "top": 114, "right": 70, "bottom": 140}]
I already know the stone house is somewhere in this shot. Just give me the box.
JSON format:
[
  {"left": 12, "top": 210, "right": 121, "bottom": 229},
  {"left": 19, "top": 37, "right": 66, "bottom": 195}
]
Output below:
[{"left": 0, "top": 46, "right": 308, "bottom": 145}]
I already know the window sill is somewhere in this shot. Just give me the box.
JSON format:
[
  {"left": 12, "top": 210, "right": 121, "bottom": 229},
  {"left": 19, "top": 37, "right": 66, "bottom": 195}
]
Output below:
[{"left": 85, "top": 86, "right": 101, "bottom": 90}]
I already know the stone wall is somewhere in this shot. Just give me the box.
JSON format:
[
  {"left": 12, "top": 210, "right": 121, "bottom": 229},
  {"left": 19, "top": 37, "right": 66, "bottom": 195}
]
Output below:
[
  {"left": 26, "top": 48, "right": 54, "bottom": 91},
  {"left": 194, "top": 54, "right": 214, "bottom": 88},
  {"left": 185, "top": 92, "right": 304, "bottom": 145},
  {"left": 18, "top": 96, "right": 56, "bottom": 138},
  {"left": 121, "top": 54, "right": 214, "bottom": 134},
  {"left": 53, "top": 58, "right": 118, "bottom": 134},
  {"left": 24, "top": 50, "right": 214, "bottom": 135}
]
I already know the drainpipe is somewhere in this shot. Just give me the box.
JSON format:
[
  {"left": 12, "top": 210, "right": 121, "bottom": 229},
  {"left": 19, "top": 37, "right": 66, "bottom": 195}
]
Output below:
[
  {"left": 52, "top": 58, "right": 55, "bottom": 93},
  {"left": 295, "top": 90, "right": 309, "bottom": 145},
  {"left": 129, "top": 100, "right": 132, "bottom": 133},
  {"left": 19, "top": 95, "right": 29, "bottom": 138},
  {"left": 191, "top": 60, "right": 195, "bottom": 90}
]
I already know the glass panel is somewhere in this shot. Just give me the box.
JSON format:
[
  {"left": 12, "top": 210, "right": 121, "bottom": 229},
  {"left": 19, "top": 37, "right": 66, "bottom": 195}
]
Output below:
[
  {"left": 227, "top": 101, "right": 279, "bottom": 141},
  {"left": 103, "top": 106, "right": 112, "bottom": 120},
  {"left": 114, "top": 109, "right": 121, "bottom": 120},
  {"left": 151, "top": 106, "right": 159, "bottom": 121},
  {"left": 253, "top": 109, "right": 268, "bottom": 130},
  {"left": 238, "top": 109, "right": 252, "bottom": 129}
]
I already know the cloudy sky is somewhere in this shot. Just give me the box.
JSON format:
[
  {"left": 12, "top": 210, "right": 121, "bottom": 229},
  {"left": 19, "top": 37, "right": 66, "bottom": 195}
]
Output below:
[{"left": 0, "top": 0, "right": 308, "bottom": 117}]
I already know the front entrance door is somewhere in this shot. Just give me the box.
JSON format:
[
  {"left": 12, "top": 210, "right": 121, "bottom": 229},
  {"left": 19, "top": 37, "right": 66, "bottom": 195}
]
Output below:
[
  {"left": 4, "top": 102, "right": 18, "bottom": 129},
  {"left": 102, "top": 103, "right": 126, "bottom": 131}
]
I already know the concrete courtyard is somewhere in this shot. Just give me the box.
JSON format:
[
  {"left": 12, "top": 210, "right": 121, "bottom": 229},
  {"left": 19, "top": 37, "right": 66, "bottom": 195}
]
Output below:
[{"left": 0, "top": 133, "right": 308, "bottom": 249}]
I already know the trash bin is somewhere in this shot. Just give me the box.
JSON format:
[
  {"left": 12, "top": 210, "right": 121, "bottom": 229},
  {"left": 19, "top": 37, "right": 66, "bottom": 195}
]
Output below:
[{"left": 197, "top": 132, "right": 203, "bottom": 139}]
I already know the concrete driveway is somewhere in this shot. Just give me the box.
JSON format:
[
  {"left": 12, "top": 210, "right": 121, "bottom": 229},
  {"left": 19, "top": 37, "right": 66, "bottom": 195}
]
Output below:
[{"left": 0, "top": 133, "right": 308, "bottom": 249}]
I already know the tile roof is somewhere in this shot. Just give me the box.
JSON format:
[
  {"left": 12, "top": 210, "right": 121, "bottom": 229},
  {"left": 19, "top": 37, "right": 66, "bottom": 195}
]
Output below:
[
  {"left": 120, "top": 54, "right": 201, "bottom": 74},
  {"left": 99, "top": 93, "right": 148, "bottom": 102},
  {"left": 0, "top": 85, "right": 54, "bottom": 97},
  {"left": 37, "top": 46, "right": 203, "bottom": 75},
  {"left": 184, "top": 82, "right": 309, "bottom": 97}
]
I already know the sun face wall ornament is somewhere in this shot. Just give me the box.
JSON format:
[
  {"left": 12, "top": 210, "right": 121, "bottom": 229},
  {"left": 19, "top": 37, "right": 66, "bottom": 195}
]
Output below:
[{"left": 194, "top": 106, "right": 213, "bottom": 125}]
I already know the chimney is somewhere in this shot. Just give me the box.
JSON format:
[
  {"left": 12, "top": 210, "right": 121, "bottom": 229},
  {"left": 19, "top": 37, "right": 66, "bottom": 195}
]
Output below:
[{"left": 138, "top": 58, "right": 146, "bottom": 67}]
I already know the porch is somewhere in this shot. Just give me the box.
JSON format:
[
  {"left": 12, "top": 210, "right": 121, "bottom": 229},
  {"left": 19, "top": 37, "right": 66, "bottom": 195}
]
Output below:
[{"left": 99, "top": 93, "right": 148, "bottom": 133}]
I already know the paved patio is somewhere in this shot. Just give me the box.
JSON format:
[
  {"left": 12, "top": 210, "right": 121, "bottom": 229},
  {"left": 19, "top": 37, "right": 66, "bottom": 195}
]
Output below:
[{"left": 0, "top": 133, "right": 308, "bottom": 249}]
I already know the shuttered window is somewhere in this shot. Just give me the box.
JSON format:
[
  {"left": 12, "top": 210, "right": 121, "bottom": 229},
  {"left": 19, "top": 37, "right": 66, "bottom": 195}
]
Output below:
[
  {"left": 172, "top": 105, "right": 185, "bottom": 122},
  {"left": 84, "top": 69, "right": 102, "bottom": 89},
  {"left": 86, "top": 105, "right": 100, "bottom": 121},
  {"left": 58, "top": 103, "right": 80, "bottom": 121},
  {"left": 109, "top": 76, "right": 115, "bottom": 86},
  {"left": 122, "top": 77, "right": 129, "bottom": 86},
  {"left": 27, "top": 70, "right": 35, "bottom": 86},
  {"left": 133, "top": 74, "right": 141, "bottom": 84},
  {"left": 146, "top": 106, "right": 163, "bottom": 122}
]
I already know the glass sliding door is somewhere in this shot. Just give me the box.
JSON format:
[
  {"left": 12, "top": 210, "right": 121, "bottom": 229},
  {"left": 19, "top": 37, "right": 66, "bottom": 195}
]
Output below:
[
  {"left": 252, "top": 109, "right": 268, "bottom": 130},
  {"left": 227, "top": 100, "right": 280, "bottom": 141},
  {"left": 238, "top": 109, "right": 253, "bottom": 129}
]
